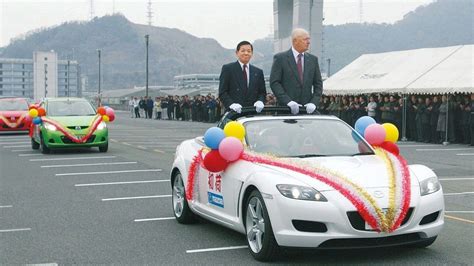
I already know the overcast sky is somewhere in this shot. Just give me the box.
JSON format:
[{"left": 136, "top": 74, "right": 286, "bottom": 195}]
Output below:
[{"left": 0, "top": 0, "right": 434, "bottom": 48}]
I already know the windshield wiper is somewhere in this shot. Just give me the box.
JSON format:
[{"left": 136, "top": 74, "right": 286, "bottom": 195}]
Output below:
[
  {"left": 289, "top": 154, "right": 329, "bottom": 158},
  {"left": 350, "top": 152, "right": 374, "bottom": 156}
]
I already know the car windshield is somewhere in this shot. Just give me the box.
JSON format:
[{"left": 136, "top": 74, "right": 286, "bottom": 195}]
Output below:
[
  {"left": 47, "top": 100, "right": 96, "bottom": 116},
  {"left": 0, "top": 99, "right": 28, "bottom": 111},
  {"left": 244, "top": 118, "right": 373, "bottom": 157}
]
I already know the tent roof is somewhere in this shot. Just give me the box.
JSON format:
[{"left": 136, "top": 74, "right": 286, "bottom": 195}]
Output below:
[{"left": 323, "top": 45, "right": 473, "bottom": 95}]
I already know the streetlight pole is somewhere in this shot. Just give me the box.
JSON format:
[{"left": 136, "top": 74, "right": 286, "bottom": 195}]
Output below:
[
  {"left": 67, "top": 60, "right": 70, "bottom": 97},
  {"left": 97, "top": 49, "right": 101, "bottom": 106},
  {"left": 326, "top": 58, "right": 331, "bottom": 77},
  {"left": 145, "top": 34, "right": 149, "bottom": 98}
]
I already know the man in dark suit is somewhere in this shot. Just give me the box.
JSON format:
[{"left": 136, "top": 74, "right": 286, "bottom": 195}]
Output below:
[
  {"left": 270, "top": 28, "right": 323, "bottom": 114},
  {"left": 219, "top": 41, "right": 267, "bottom": 113}
]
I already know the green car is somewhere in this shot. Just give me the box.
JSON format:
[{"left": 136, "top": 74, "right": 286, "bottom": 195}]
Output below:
[{"left": 31, "top": 98, "right": 109, "bottom": 154}]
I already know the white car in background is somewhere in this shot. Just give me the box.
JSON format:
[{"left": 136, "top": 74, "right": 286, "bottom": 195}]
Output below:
[{"left": 170, "top": 107, "right": 444, "bottom": 261}]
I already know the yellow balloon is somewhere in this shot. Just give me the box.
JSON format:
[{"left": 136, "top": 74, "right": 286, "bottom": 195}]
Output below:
[
  {"left": 102, "top": 115, "right": 110, "bottom": 122},
  {"left": 223, "top": 121, "right": 246, "bottom": 140},
  {"left": 382, "top": 123, "right": 399, "bottom": 143},
  {"left": 29, "top": 109, "right": 38, "bottom": 118}
]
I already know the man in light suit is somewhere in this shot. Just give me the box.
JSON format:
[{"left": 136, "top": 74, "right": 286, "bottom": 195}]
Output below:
[
  {"left": 219, "top": 41, "right": 267, "bottom": 113},
  {"left": 270, "top": 28, "right": 323, "bottom": 114}
]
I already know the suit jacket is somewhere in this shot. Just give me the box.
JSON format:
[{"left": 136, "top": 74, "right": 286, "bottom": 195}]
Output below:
[
  {"left": 218, "top": 61, "right": 266, "bottom": 109},
  {"left": 270, "top": 49, "right": 322, "bottom": 106}
]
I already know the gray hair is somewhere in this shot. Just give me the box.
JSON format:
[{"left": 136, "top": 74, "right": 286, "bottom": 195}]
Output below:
[{"left": 291, "top": 28, "right": 309, "bottom": 41}]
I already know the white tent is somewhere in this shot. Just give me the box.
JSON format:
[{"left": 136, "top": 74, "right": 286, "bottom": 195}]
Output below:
[{"left": 324, "top": 45, "right": 474, "bottom": 95}]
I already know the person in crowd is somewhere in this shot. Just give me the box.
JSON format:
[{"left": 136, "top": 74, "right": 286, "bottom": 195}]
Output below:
[
  {"left": 154, "top": 97, "right": 162, "bottom": 120},
  {"left": 219, "top": 40, "right": 267, "bottom": 113},
  {"left": 367, "top": 95, "right": 377, "bottom": 121},
  {"left": 128, "top": 97, "right": 134, "bottom": 118},
  {"left": 270, "top": 28, "right": 322, "bottom": 114},
  {"left": 167, "top": 95, "right": 174, "bottom": 120},
  {"left": 146, "top": 96, "right": 154, "bottom": 119},
  {"left": 429, "top": 96, "right": 440, "bottom": 143},
  {"left": 437, "top": 95, "right": 448, "bottom": 143},
  {"left": 407, "top": 95, "right": 417, "bottom": 141},
  {"left": 460, "top": 95, "right": 471, "bottom": 144},
  {"left": 415, "top": 97, "right": 425, "bottom": 142},
  {"left": 139, "top": 97, "right": 146, "bottom": 118},
  {"left": 470, "top": 94, "right": 474, "bottom": 146},
  {"left": 132, "top": 97, "right": 140, "bottom": 118}
]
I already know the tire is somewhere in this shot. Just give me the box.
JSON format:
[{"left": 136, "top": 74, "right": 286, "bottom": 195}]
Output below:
[
  {"left": 31, "top": 138, "right": 40, "bottom": 150},
  {"left": 245, "top": 190, "right": 279, "bottom": 261},
  {"left": 408, "top": 236, "right": 437, "bottom": 248},
  {"left": 172, "top": 172, "right": 197, "bottom": 224},
  {"left": 99, "top": 141, "right": 108, "bottom": 152},
  {"left": 40, "top": 133, "right": 50, "bottom": 154}
]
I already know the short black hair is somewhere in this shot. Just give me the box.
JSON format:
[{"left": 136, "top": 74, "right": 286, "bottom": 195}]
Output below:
[{"left": 236, "top": 41, "right": 253, "bottom": 52}]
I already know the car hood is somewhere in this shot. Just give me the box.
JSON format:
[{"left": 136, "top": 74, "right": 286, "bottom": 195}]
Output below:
[
  {"left": 255, "top": 155, "right": 417, "bottom": 191},
  {"left": 0, "top": 110, "right": 28, "bottom": 117},
  {"left": 45, "top": 116, "right": 97, "bottom": 127}
]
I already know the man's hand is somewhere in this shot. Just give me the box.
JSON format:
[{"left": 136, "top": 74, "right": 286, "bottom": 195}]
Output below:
[
  {"left": 254, "top": 101, "right": 264, "bottom": 113},
  {"left": 287, "top": 101, "right": 301, "bottom": 114},
  {"left": 229, "top": 103, "right": 242, "bottom": 113},
  {"left": 305, "top": 103, "right": 316, "bottom": 114}
]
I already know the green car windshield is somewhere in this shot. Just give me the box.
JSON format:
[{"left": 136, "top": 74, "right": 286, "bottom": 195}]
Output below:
[
  {"left": 0, "top": 99, "right": 29, "bottom": 111},
  {"left": 47, "top": 100, "right": 96, "bottom": 116}
]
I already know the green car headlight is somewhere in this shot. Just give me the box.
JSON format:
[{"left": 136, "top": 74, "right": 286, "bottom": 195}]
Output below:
[
  {"left": 420, "top": 176, "right": 441, "bottom": 196},
  {"left": 276, "top": 184, "right": 327, "bottom": 201},
  {"left": 44, "top": 123, "right": 57, "bottom": 131}
]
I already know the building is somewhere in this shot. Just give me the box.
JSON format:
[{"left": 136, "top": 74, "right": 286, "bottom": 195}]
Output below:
[
  {"left": 0, "top": 51, "right": 81, "bottom": 99},
  {"left": 273, "top": 0, "right": 324, "bottom": 59}
]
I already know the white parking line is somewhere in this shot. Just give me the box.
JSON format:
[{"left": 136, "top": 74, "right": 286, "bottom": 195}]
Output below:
[
  {"left": 457, "top": 153, "right": 474, "bottom": 156},
  {"left": 11, "top": 149, "right": 30, "bottom": 152},
  {"left": 398, "top": 144, "right": 441, "bottom": 147},
  {"left": 102, "top": 194, "right": 171, "bottom": 201},
  {"left": 56, "top": 169, "right": 162, "bottom": 176},
  {"left": 444, "top": 192, "right": 474, "bottom": 196},
  {"left": 416, "top": 148, "right": 474, "bottom": 151},
  {"left": 18, "top": 153, "right": 42, "bottom": 157},
  {"left": 137, "top": 146, "right": 147, "bottom": 150},
  {"left": 0, "top": 141, "right": 29, "bottom": 145},
  {"left": 42, "top": 161, "right": 137, "bottom": 168},
  {"left": 0, "top": 205, "right": 13, "bottom": 208},
  {"left": 75, "top": 179, "right": 167, "bottom": 187},
  {"left": 445, "top": 211, "right": 474, "bottom": 213},
  {"left": 439, "top": 178, "right": 474, "bottom": 181},
  {"left": 30, "top": 156, "right": 116, "bottom": 162},
  {"left": 3, "top": 145, "right": 30, "bottom": 148},
  {"left": 0, "top": 228, "right": 31, "bottom": 233},
  {"left": 186, "top": 246, "right": 248, "bottom": 254},
  {"left": 134, "top": 217, "right": 175, "bottom": 222}
]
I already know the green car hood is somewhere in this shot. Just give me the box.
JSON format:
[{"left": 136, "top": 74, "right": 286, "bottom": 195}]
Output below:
[{"left": 46, "top": 115, "right": 98, "bottom": 127}]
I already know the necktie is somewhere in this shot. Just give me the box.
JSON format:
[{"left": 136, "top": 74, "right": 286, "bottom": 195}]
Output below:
[
  {"left": 297, "top": 53, "right": 303, "bottom": 84},
  {"left": 243, "top": 64, "right": 248, "bottom": 88}
]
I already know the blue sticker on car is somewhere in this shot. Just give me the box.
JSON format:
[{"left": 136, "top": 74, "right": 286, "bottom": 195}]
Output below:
[{"left": 208, "top": 192, "right": 224, "bottom": 208}]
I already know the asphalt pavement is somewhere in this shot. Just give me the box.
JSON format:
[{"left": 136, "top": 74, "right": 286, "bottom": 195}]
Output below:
[{"left": 0, "top": 111, "right": 472, "bottom": 264}]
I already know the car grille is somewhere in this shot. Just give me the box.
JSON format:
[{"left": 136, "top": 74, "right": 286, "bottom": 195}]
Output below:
[
  {"left": 67, "top": 126, "right": 89, "bottom": 130},
  {"left": 347, "top": 208, "right": 414, "bottom": 231},
  {"left": 318, "top": 233, "right": 422, "bottom": 248},
  {"left": 2, "top": 123, "right": 24, "bottom": 128},
  {"left": 60, "top": 135, "right": 96, "bottom": 144}
]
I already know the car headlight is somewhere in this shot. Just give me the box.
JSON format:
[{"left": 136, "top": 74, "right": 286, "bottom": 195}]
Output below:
[
  {"left": 97, "top": 122, "right": 107, "bottom": 130},
  {"left": 276, "top": 184, "right": 327, "bottom": 201},
  {"left": 44, "top": 123, "right": 57, "bottom": 131},
  {"left": 420, "top": 176, "right": 441, "bottom": 196}
]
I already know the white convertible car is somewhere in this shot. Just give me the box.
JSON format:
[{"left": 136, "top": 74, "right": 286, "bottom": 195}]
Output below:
[{"left": 170, "top": 107, "right": 444, "bottom": 261}]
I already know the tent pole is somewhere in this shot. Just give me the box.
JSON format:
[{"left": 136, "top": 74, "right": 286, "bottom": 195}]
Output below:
[
  {"left": 401, "top": 94, "right": 407, "bottom": 141},
  {"left": 443, "top": 93, "right": 449, "bottom": 145}
]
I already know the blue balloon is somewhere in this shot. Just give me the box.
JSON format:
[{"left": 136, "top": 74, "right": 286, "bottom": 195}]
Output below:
[
  {"left": 355, "top": 116, "right": 376, "bottom": 136},
  {"left": 33, "top": 117, "right": 42, "bottom": 125},
  {"left": 204, "top": 127, "right": 225, "bottom": 149}
]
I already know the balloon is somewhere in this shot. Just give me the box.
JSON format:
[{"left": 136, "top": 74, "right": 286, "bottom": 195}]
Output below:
[
  {"left": 29, "top": 109, "right": 38, "bottom": 118},
  {"left": 107, "top": 112, "right": 115, "bottom": 122},
  {"left": 29, "top": 104, "right": 37, "bottom": 110},
  {"left": 105, "top": 108, "right": 115, "bottom": 122},
  {"left": 351, "top": 130, "right": 363, "bottom": 143},
  {"left": 37, "top": 107, "right": 46, "bottom": 117},
  {"left": 382, "top": 123, "right": 399, "bottom": 143},
  {"left": 218, "top": 137, "right": 244, "bottom": 162},
  {"left": 364, "top": 123, "right": 386, "bottom": 146},
  {"left": 97, "top": 107, "right": 106, "bottom": 116},
  {"left": 223, "top": 121, "right": 246, "bottom": 140},
  {"left": 102, "top": 115, "right": 110, "bottom": 122},
  {"left": 33, "top": 117, "right": 42, "bottom": 125},
  {"left": 204, "top": 127, "right": 226, "bottom": 149},
  {"left": 202, "top": 150, "right": 228, "bottom": 172},
  {"left": 380, "top": 141, "right": 400, "bottom": 156},
  {"left": 355, "top": 116, "right": 376, "bottom": 136}
]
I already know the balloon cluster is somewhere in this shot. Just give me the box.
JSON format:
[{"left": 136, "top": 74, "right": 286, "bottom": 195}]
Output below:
[
  {"left": 355, "top": 116, "right": 400, "bottom": 155},
  {"left": 28, "top": 105, "right": 46, "bottom": 125},
  {"left": 97, "top": 106, "right": 115, "bottom": 122},
  {"left": 202, "top": 121, "right": 246, "bottom": 172}
]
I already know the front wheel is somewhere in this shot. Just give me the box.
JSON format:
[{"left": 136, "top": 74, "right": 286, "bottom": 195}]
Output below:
[
  {"left": 99, "top": 142, "right": 108, "bottom": 152},
  {"left": 31, "top": 138, "right": 40, "bottom": 150},
  {"left": 172, "top": 172, "right": 197, "bottom": 224},
  {"left": 40, "top": 133, "right": 50, "bottom": 154},
  {"left": 245, "top": 190, "right": 279, "bottom": 261}
]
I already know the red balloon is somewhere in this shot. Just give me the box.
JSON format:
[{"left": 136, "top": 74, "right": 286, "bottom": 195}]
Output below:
[
  {"left": 37, "top": 107, "right": 46, "bottom": 117},
  {"left": 107, "top": 112, "right": 115, "bottom": 122},
  {"left": 203, "top": 150, "right": 229, "bottom": 172},
  {"left": 380, "top": 141, "right": 400, "bottom": 156},
  {"left": 97, "top": 107, "right": 106, "bottom": 116}
]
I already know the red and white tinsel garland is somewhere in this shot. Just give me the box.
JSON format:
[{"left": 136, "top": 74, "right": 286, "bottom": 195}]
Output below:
[{"left": 41, "top": 115, "right": 103, "bottom": 144}]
